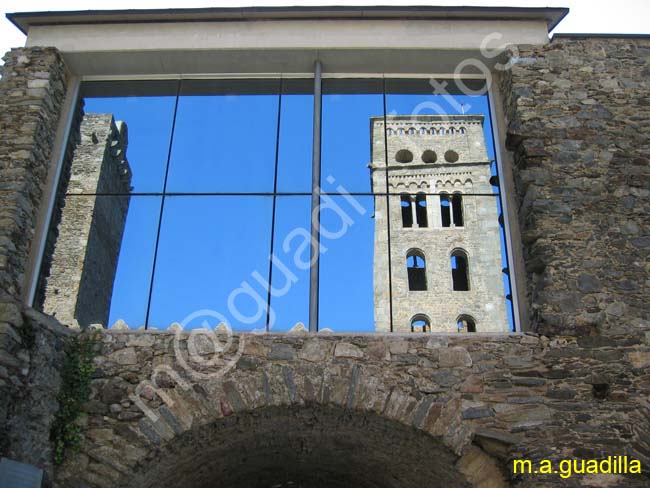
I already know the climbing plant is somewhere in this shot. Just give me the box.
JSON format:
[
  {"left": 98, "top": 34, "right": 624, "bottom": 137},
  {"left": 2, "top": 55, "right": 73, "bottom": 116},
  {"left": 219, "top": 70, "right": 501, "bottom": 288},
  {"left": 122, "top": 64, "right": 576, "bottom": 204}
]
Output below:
[{"left": 50, "top": 331, "right": 99, "bottom": 465}]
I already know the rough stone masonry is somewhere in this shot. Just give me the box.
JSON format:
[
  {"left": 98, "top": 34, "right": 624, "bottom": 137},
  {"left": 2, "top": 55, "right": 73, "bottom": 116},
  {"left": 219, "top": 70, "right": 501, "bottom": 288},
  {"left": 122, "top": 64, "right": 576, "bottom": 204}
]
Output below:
[{"left": 0, "top": 34, "right": 649, "bottom": 488}]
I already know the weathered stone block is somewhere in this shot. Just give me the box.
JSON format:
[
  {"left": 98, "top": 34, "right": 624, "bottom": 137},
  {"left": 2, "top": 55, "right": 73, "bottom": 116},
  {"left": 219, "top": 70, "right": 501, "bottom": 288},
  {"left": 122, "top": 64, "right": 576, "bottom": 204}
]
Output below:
[
  {"left": 334, "top": 342, "right": 364, "bottom": 359},
  {"left": 439, "top": 347, "right": 472, "bottom": 367},
  {"left": 108, "top": 347, "right": 137, "bottom": 365}
]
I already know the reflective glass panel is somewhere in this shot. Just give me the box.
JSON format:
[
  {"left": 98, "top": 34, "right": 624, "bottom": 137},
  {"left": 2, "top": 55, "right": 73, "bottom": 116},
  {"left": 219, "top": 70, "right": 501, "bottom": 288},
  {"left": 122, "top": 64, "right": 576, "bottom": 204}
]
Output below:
[
  {"left": 277, "top": 79, "right": 314, "bottom": 193},
  {"left": 78, "top": 81, "right": 179, "bottom": 194},
  {"left": 148, "top": 196, "right": 272, "bottom": 331},
  {"left": 318, "top": 195, "right": 380, "bottom": 332},
  {"left": 321, "top": 79, "right": 384, "bottom": 194},
  {"left": 384, "top": 78, "right": 513, "bottom": 333},
  {"left": 268, "top": 196, "right": 311, "bottom": 332},
  {"left": 36, "top": 195, "right": 160, "bottom": 329},
  {"left": 166, "top": 80, "right": 281, "bottom": 193}
]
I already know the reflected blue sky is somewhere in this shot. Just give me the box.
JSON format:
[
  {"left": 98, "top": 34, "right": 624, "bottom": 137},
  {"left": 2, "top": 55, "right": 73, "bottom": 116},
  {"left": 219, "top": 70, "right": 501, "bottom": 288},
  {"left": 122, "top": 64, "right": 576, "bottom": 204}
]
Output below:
[{"left": 83, "top": 80, "right": 514, "bottom": 332}]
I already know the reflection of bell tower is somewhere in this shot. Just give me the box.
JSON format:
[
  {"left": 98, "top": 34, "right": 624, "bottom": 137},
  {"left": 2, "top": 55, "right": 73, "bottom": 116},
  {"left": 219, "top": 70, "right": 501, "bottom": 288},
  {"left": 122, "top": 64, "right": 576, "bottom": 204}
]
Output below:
[
  {"left": 370, "top": 115, "right": 508, "bottom": 333},
  {"left": 41, "top": 114, "right": 132, "bottom": 328}
]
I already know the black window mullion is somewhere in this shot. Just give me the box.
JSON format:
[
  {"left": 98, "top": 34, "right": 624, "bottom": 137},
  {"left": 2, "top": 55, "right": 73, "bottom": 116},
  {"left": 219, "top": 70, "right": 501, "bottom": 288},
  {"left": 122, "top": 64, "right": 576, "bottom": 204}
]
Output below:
[
  {"left": 308, "top": 61, "right": 323, "bottom": 333},
  {"left": 143, "top": 80, "right": 182, "bottom": 329},
  {"left": 265, "top": 79, "right": 283, "bottom": 332},
  {"left": 382, "top": 77, "right": 395, "bottom": 333}
]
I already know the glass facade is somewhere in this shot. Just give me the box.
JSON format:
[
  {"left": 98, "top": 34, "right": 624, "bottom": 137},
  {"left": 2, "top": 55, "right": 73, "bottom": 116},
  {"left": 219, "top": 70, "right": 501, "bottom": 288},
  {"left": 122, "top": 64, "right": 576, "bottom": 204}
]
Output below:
[{"left": 35, "top": 75, "right": 515, "bottom": 333}]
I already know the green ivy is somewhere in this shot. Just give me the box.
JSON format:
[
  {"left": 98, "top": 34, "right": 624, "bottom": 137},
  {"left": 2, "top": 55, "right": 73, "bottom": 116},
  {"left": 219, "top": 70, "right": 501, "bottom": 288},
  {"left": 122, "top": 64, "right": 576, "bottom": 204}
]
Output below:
[{"left": 50, "top": 331, "right": 99, "bottom": 465}]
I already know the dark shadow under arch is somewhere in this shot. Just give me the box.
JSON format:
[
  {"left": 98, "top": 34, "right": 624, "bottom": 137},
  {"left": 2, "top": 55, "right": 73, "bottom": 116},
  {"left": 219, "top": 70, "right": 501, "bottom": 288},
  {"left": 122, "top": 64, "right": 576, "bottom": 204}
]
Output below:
[{"left": 125, "top": 405, "right": 473, "bottom": 488}]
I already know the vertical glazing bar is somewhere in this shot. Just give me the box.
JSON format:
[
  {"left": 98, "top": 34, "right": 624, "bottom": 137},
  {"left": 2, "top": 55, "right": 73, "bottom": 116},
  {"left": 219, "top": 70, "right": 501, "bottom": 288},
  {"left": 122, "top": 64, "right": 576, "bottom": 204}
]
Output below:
[
  {"left": 144, "top": 80, "right": 182, "bottom": 329},
  {"left": 265, "top": 79, "right": 283, "bottom": 332},
  {"left": 382, "top": 78, "right": 394, "bottom": 332},
  {"left": 487, "top": 85, "right": 521, "bottom": 332},
  {"left": 308, "top": 60, "right": 322, "bottom": 333}
]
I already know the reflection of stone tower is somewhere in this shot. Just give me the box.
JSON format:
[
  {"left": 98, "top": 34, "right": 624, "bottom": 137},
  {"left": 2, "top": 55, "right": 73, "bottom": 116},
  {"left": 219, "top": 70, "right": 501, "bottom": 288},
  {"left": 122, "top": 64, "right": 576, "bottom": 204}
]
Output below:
[
  {"left": 371, "top": 115, "right": 508, "bottom": 333},
  {"left": 42, "top": 114, "right": 131, "bottom": 328}
]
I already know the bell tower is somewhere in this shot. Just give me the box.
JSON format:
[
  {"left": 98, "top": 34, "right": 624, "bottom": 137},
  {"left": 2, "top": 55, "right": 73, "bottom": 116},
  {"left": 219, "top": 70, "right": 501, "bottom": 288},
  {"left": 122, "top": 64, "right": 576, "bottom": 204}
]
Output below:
[{"left": 371, "top": 115, "right": 508, "bottom": 333}]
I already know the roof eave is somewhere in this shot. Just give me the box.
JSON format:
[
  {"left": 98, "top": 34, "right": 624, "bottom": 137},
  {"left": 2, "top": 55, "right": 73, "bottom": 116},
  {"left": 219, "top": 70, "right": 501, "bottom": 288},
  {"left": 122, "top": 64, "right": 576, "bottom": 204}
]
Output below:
[{"left": 6, "top": 6, "right": 569, "bottom": 36}]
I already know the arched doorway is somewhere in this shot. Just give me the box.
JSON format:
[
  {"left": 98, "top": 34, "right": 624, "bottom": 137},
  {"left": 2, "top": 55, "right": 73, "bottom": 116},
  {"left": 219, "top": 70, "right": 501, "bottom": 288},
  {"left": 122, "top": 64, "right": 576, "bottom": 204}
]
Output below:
[{"left": 125, "top": 405, "right": 477, "bottom": 488}]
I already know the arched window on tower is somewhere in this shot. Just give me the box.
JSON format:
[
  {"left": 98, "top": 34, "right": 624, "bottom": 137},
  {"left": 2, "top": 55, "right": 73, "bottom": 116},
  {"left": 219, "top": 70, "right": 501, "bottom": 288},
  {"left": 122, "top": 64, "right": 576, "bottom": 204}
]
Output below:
[
  {"left": 440, "top": 193, "right": 451, "bottom": 227},
  {"left": 411, "top": 315, "right": 431, "bottom": 332},
  {"left": 415, "top": 193, "right": 428, "bottom": 228},
  {"left": 452, "top": 193, "right": 464, "bottom": 227},
  {"left": 407, "top": 250, "right": 427, "bottom": 291},
  {"left": 400, "top": 194, "right": 413, "bottom": 228},
  {"left": 451, "top": 250, "right": 469, "bottom": 291},
  {"left": 457, "top": 315, "right": 476, "bottom": 332},
  {"left": 420, "top": 127, "right": 427, "bottom": 135}
]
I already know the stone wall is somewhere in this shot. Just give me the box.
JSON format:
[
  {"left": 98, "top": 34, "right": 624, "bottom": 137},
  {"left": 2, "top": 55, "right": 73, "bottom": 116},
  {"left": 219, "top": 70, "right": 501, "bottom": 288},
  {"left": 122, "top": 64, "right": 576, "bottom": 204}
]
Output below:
[
  {"left": 0, "top": 37, "right": 649, "bottom": 488},
  {"left": 54, "top": 329, "right": 649, "bottom": 487},
  {"left": 0, "top": 47, "right": 68, "bottom": 301},
  {"left": 500, "top": 36, "right": 650, "bottom": 337},
  {"left": 0, "top": 48, "right": 72, "bottom": 485},
  {"left": 1, "top": 308, "right": 72, "bottom": 485}
]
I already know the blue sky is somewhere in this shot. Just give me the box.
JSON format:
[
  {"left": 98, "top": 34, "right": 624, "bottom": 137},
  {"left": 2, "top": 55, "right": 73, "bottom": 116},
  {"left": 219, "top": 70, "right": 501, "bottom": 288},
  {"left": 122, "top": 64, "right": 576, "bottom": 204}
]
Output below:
[{"left": 82, "top": 80, "right": 514, "bottom": 332}]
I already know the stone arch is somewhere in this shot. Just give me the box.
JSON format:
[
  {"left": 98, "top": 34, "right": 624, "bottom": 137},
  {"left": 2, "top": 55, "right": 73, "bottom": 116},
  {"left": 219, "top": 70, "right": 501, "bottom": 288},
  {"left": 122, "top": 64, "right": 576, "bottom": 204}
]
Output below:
[
  {"left": 110, "top": 404, "right": 504, "bottom": 488},
  {"left": 456, "top": 314, "right": 477, "bottom": 333},
  {"left": 55, "top": 333, "right": 509, "bottom": 488},
  {"left": 410, "top": 313, "right": 431, "bottom": 332}
]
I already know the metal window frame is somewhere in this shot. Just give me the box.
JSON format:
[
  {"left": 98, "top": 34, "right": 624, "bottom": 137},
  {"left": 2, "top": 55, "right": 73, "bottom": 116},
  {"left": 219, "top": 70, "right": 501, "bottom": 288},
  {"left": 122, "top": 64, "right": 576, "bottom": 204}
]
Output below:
[{"left": 26, "top": 69, "right": 522, "bottom": 334}]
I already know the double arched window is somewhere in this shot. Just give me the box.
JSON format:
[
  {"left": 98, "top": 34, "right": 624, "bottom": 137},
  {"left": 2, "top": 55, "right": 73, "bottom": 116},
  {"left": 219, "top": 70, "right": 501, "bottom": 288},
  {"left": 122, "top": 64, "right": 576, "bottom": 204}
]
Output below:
[
  {"left": 400, "top": 194, "right": 413, "bottom": 228},
  {"left": 451, "top": 250, "right": 470, "bottom": 291},
  {"left": 401, "top": 193, "right": 428, "bottom": 228},
  {"left": 407, "top": 250, "right": 427, "bottom": 291},
  {"left": 415, "top": 193, "right": 428, "bottom": 227},
  {"left": 439, "top": 192, "right": 463, "bottom": 227},
  {"left": 457, "top": 315, "right": 476, "bottom": 332},
  {"left": 411, "top": 315, "right": 431, "bottom": 332}
]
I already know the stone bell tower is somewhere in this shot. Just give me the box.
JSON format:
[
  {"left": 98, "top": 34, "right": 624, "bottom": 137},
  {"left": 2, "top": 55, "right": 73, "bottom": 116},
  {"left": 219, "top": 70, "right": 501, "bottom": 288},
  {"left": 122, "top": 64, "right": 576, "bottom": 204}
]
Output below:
[
  {"left": 41, "top": 113, "right": 132, "bottom": 328},
  {"left": 371, "top": 114, "right": 508, "bottom": 333}
]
